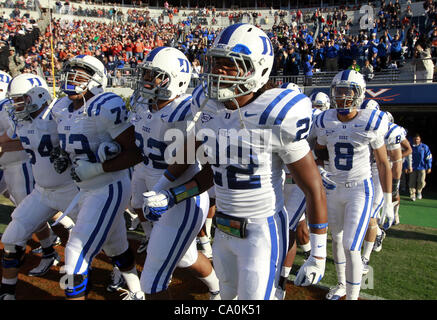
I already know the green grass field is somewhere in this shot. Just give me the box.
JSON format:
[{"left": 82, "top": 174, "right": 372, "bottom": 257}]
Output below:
[{"left": 1, "top": 191, "right": 437, "bottom": 300}]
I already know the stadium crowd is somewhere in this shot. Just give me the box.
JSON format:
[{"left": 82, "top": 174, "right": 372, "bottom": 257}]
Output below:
[{"left": 0, "top": 0, "right": 435, "bottom": 84}]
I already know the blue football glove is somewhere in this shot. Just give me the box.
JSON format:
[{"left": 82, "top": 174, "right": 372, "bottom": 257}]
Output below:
[
  {"left": 142, "top": 190, "right": 175, "bottom": 222},
  {"left": 318, "top": 166, "right": 336, "bottom": 190}
]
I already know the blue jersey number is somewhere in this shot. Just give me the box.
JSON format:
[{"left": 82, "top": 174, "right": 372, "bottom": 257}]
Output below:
[
  {"left": 295, "top": 117, "right": 310, "bottom": 141},
  {"left": 19, "top": 134, "right": 54, "bottom": 165},
  {"left": 334, "top": 142, "right": 354, "bottom": 171},
  {"left": 59, "top": 133, "right": 97, "bottom": 163}
]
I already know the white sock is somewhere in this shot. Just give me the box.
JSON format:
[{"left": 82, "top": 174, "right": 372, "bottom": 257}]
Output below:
[
  {"left": 332, "top": 234, "right": 346, "bottom": 285},
  {"left": 205, "top": 218, "right": 213, "bottom": 238},
  {"left": 198, "top": 235, "right": 210, "bottom": 246},
  {"left": 121, "top": 266, "right": 143, "bottom": 294},
  {"left": 362, "top": 240, "right": 374, "bottom": 261},
  {"left": 345, "top": 250, "right": 362, "bottom": 300},
  {"left": 141, "top": 221, "right": 153, "bottom": 237},
  {"left": 56, "top": 215, "right": 75, "bottom": 231},
  {"left": 299, "top": 242, "right": 311, "bottom": 253},
  {"left": 2, "top": 277, "right": 17, "bottom": 285},
  {"left": 376, "top": 227, "right": 382, "bottom": 237},
  {"left": 281, "top": 266, "right": 291, "bottom": 278},
  {"left": 198, "top": 269, "right": 220, "bottom": 293}
]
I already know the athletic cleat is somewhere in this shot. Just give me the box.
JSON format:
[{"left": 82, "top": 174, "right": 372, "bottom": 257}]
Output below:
[
  {"left": 119, "top": 289, "right": 145, "bottom": 300},
  {"left": 209, "top": 290, "right": 221, "bottom": 300},
  {"left": 28, "top": 251, "right": 60, "bottom": 277},
  {"left": 32, "top": 236, "right": 61, "bottom": 254},
  {"left": 106, "top": 266, "right": 126, "bottom": 292},
  {"left": 410, "top": 195, "right": 416, "bottom": 201},
  {"left": 373, "top": 229, "right": 386, "bottom": 252},
  {"left": 128, "top": 216, "right": 140, "bottom": 231},
  {"left": 362, "top": 257, "right": 370, "bottom": 275},
  {"left": 0, "top": 293, "right": 16, "bottom": 300},
  {"left": 136, "top": 237, "right": 149, "bottom": 254},
  {"left": 417, "top": 192, "right": 422, "bottom": 200},
  {"left": 394, "top": 212, "right": 400, "bottom": 225},
  {"left": 326, "top": 283, "right": 346, "bottom": 300}
]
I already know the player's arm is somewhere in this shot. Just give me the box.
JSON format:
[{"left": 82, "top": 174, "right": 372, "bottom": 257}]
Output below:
[
  {"left": 374, "top": 144, "right": 394, "bottom": 228},
  {"left": 400, "top": 138, "right": 412, "bottom": 158},
  {"left": 0, "top": 131, "right": 24, "bottom": 155}
]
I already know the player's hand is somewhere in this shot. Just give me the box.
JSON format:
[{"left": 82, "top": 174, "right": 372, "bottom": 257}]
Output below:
[
  {"left": 294, "top": 256, "right": 325, "bottom": 286},
  {"left": 318, "top": 166, "right": 336, "bottom": 190},
  {"left": 97, "top": 141, "right": 121, "bottom": 162},
  {"left": 142, "top": 190, "right": 175, "bottom": 222},
  {"left": 70, "top": 160, "right": 104, "bottom": 182},
  {"left": 380, "top": 193, "right": 394, "bottom": 230},
  {"left": 50, "top": 146, "right": 71, "bottom": 174}
]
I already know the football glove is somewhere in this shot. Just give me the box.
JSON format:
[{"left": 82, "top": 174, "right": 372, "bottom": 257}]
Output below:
[
  {"left": 318, "top": 166, "right": 336, "bottom": 190},
  {"left": 294, "top": 256, "right": 326, "bottom": 286},
  {"left": 379, "top": 192, "right": 394, "bottom": 230},
  {"left": 50, "top": 146, "right": 71, "bottom": 174},
  {"left": 142, "top": 190, "right": 175, "bottom": 222},
  {"left": 97, "top": 141, "right": 121, "bottom": 162},
  {"left": 71, "top": 160, "right": 104, "bottom": 182}
]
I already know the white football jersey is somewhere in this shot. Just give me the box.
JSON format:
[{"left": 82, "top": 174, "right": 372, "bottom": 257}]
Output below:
[
  {"left": 314, "top": 108, "right": 388, "bottom": 184},
  {"left": 191, "top": 85, "right": 312, "bottom": 219},
  {"left": 52, "top": 92, "right": 131, "bottom": 190},
  {"left": 13, "top": 111, "right": 73, "bottom": 189},
  {"left": 131, "top": 94, "right": 200, "bottom": 191},
  {"left": 0, "top": 98, "right": 30, "bottom": 166}
]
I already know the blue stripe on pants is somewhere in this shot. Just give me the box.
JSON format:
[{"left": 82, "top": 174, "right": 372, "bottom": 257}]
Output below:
[
  {"left": 277, "top": 211, "right": 288, "bottom": 274},
  {"left": 151, "top": 197, "right": 193, "bottom": 293},
  {"left": 74, "top": 184, "right": 114, "bottom": 274},
  {"left": 264, "top": 215, "right": 278, "bottom": 300},
  {"left": 22, "top": 163, "right": 30, "bottom": 195},
  {"left": 350, "top": 178, "right": 373, "bottom": 251}
]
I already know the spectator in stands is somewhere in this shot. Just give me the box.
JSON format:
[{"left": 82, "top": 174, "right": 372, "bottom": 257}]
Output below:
[
  {"left": 283, "top": 46, "right": 300, "bottom": 82},
  {"left": 325, "top": 39, "right": 339, "bottom": 71},
  {"left": 303, "top": 54, "right": 313, "bottom": 86},
  {"left": 408, "top": 133, "right": 433, "bottom": 201},
  {"left": 8, "top": 47, "right": 25, "bottom": 76},
  {"left": 413, "top": 35, "right": 435, "bottom": 83},
  {"left": 361, "top": 59, "right": 374, "bottom": 81},
  {"left": 348, "top": 59, "right": 361, "bottom": 72}
]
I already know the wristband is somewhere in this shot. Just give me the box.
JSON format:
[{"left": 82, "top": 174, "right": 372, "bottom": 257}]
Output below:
[
  {"left": 308, "top": 223, "right": 328, "bottom": 229},
  {"left": 310, "top": 233, "right": 327, "bottom": 258},
  {"left": 170, "top": 183, "right": 200, "bottom": 204},
  {"left": 383, "top": 192, "right": 392, "bottom": 205},
  {"left": 152, "top": 174, "right": 173, "bottom": 192}
]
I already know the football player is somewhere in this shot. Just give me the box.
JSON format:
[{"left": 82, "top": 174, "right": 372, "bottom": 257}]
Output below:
[
  {"left": 0, "top": 74, "right": 77, "bottom": 300},
  {"left": 52, "top": 54, "right": 144, "bottom": 300},
  {"left": 142, "top": 24, "right": 328, "bottom": 300},
  {"left": 129, "top": 46, "right": 220, "bottom": 300},
  {"left": 313, "top": 70, "right": 393, "bottom": 300}
]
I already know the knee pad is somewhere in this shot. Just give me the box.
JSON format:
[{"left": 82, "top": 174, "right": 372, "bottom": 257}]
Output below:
[
  {"left": 2, "top": 245, "right": 25, "bottom": 269},
  {"left": 65, "top": 273, "right": 89, "bottom": 299},
  {"left": 111, "top": 247, "right": 135, "bottom": 271}
]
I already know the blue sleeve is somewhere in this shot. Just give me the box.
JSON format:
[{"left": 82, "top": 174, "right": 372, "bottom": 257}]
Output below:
[
  {"left": 387, "top": 33, "right": 393, "bottom": 42},
  {"left": 425, "top": 145, "right": 433, "bottom": 170},
  {"left": 400, "top": 30, "right": 405, "bottom": 42}
]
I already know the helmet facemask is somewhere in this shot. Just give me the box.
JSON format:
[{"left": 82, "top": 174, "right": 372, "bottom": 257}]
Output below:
[
  {"left": 8, "top": 90, "right": 48, "bottom": 122},
  {"left": 203, "top": 47, "right": 257, "bottom": 102},
  {"left": 330, "top": 82, "right": 363, "bottom": 115},
  {"left": 132, "top": 64, "right": 172, "bottom": 111},
  {"left": 60, "top": 61, "right": 104, "bottom": 96}
]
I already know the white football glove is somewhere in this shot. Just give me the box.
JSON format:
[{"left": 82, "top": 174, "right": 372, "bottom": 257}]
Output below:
[
  {"left": 318, "top": 166, "right": 336, "bottom": 190},
  {"left": 142, "top": 190, "right": 175, "bottom": 222},
  {"left": 379, "top": 192, "right": 394, "bottom": 230},
  {"left": 294, "top": 256, "right": 326, "bottom": 286},
  {"left": 71, "top": 160, "right": 104, "bottom": 182},
  {"left": 97, "top": 141, "right": 121, "bottom": 162}
]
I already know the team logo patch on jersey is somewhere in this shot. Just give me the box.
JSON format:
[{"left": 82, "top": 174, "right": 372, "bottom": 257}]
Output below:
[{"left": 201, "top": 113, "right": 214, "bottom": 124}]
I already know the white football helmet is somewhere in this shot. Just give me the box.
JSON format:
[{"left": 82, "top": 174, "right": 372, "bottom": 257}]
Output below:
[
  {"left": 330, "top": 70, "right": 366, "bottom": 115},
  {"left": 7, "top": 73, "right": 51, "bottom": 121},
  {"left": 60, "top": 54, "right": 108, "bottom": 96},
  {"left": 0, "top": 71, "right": 12, "bottom": 100},
  {"left": 385, "top": 111, "right": 394, "bottom": 123},
  {"left": 360, "top": 99, "right": 380, "bottom": 110},
  {"left": 203, "top": 23, "right": 274, "bottom": 101},
  {"left": 280, "top": 82, "right": 303, "bottom": 93},
  {"left": 309, "top": 91, "right": 330, "bottom": 111},
  {"left": 132, "top": 46, "right": 192, "bottom": 110}
]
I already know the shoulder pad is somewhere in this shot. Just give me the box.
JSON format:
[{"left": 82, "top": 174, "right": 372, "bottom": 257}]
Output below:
[
  {"left": 191, "top": 85, "right": 206, "bottom": 111},
  {"left": 255, "top": 88, "right": 309, "bottom": 127},
  {"left": 86, "top": 92, "right": 125, "bottom": 117},
  {"left": 314, "top": 109, "right": 332, "bottom": 129},
  {"left": 166, "top": 95, "right": 192, "bottom": 123},
  {"left": 385, "top": 122, "right": 401, "bottom": 139}
]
